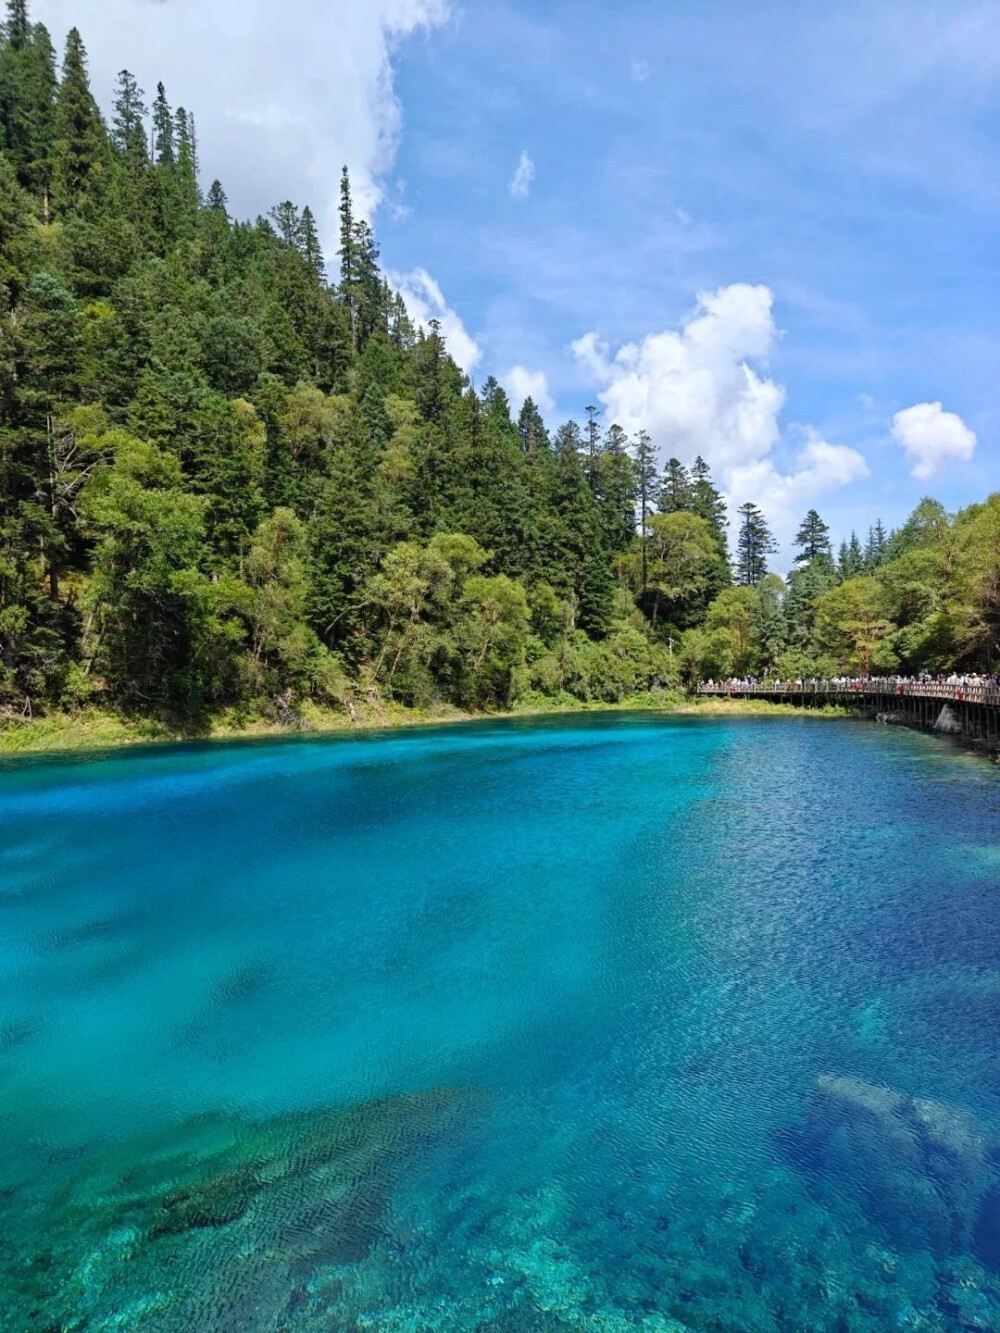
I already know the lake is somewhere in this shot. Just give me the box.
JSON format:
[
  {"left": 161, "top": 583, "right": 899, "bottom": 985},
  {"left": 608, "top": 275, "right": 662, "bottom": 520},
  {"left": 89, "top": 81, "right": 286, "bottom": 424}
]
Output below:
[{"left": 2, "top": 714, "right": 999, "bottom": 1331}]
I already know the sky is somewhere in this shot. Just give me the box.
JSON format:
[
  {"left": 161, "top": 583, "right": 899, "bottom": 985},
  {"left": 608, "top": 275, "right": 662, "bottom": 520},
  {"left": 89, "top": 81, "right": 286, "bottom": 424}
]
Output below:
[{"left": 32, "top": 0, "right": 1000, "bottom": 556}]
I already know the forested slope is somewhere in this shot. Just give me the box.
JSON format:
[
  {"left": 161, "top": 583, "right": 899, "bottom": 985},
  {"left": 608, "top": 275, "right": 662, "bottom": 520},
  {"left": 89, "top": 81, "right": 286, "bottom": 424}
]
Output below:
[{"left": 1, "top": 2, "right": 997, "bottom": 731}]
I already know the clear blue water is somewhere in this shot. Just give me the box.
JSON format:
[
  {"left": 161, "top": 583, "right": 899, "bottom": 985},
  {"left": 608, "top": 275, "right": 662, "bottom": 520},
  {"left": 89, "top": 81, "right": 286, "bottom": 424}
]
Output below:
[{"left": 2, "top": 714, "right": 1000, "bottom": 1332}]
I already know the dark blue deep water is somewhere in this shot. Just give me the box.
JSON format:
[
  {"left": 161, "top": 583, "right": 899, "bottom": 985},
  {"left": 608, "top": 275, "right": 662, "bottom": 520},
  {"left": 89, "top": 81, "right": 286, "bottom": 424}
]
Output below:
[{"left": 2, "top": 714, "right": 1000, "bottom": 1332}]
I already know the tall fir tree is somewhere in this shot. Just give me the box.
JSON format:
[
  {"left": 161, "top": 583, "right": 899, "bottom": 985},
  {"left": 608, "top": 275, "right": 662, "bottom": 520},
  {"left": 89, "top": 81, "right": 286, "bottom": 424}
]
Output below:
[
  {"left": 793, "top": 509, "right": 832, "bottom": 566},
  {"left": 51, "top": 27, "right": 106, "bottom": 212},
  {"left": 865, "top": 519, "right": 888, "bottom": 570},
  {"left": 735, "top": 502, "right": 777, "bottom": 587},
  {"left": 151, "top": 82, "right": 174, "bottom": 167},
  {"left": 0, "top": 3, "right": 57, "bottom": 208},
  {"left": 633, "top": 429, "right": 659, "bottom": 603},
  {"left": 658, "top": 458, "right": 692, "bottom": 514}
]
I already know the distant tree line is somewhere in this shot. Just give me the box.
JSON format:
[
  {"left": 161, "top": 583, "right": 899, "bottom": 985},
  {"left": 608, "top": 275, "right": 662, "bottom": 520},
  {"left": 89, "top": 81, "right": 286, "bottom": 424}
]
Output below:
[{"left": 1, "top": 1, "right": 998, "bottom": 723}]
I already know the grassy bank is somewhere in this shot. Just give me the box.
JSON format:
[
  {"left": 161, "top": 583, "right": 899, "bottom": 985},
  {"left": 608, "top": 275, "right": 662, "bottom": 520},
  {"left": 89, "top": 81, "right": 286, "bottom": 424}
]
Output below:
[{"left": 0, "top": 692, "right": 852, "bottom": 757}]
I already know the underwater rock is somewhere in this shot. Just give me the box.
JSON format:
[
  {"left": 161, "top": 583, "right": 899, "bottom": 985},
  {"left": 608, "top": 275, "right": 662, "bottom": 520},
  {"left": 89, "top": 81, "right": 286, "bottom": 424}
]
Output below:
[
  {"left": 784, "top": 1074, "right": 992, "bottom": 1255},
  {"left": 4, "top": 1087, "right": 472, "bottom": 1333},
  {"left": 210, "top": 959, "right": 276, "bottom": 1006},
  {"left": 0, "top": 1019, "right": 37, "bottom": 1051}
]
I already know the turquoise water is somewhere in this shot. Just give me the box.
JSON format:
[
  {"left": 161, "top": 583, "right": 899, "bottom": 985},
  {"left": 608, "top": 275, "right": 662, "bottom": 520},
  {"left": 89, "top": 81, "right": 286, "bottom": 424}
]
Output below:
[{"left": 2, "top": 714, "right": 1000, "bottom": 1331}]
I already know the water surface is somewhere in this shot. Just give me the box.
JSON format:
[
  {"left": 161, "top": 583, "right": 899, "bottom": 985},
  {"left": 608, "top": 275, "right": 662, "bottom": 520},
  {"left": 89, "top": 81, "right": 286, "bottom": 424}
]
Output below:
[{"left": 2, "top": 714, "right": 999, "bottom": 1331}]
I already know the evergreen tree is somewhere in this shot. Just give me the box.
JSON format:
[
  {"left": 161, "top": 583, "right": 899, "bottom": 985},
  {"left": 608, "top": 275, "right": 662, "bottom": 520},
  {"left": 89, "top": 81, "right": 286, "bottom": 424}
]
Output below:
[
  {"left": 110, "top": 69, "right": 146, "bottom": 159},
  {"left": 352, "top": 218, "right": 381, "bottom": 347},
  {"left": 838, "top": 531, "right": 864, "bottom": 580},
  {"left": 174, "top": 107, "right": 198, "bottom": 212},
  {"left": 633, "top": 429, "right": 659, "bottom": 603},
  {"left": 269, "top": 200, "right": 300, "bottom": 247},
  {"left": 338, "top": 164, "right": 357, "bottom": 345},
  {"left": 584, "top": 404, "right": 600, "bottom": 487},
  {"left": 793, "top": 508, "right": 832, "bottom": 566},
  {"left": 735, "top": 502, "right": 777, "bottom": 586},
  {"left": 51, "top": 27, "right": 106, "bottom": 212},
  {"left": 205, "top": 179, "right": 228, "bottom": 215},
  {"left": 658, "top": 458, "right": 692, "bottom": 513},
  {"left": 517, "top": 396, "right": 548, "bottom": 454},
  {"left": 865, "top": 519, "right": 888, "bottom": 570},
  {"left": 0, "top": 3, "right": 57, "bottom": 207},
  {"left": 299, "top": 205, "right": 324, "bottom": 280},
  {"left": 593, "top": 424, "right": 637, "bottom": 556},
  {"left": 5, "top": 0, "right": 29, "bottom": 47},
  {"left": 151, "top": 81, "right": 174, "bottom": 166},
  {"left": 690, "top": 456, "right": 728, "bottom": 554}
]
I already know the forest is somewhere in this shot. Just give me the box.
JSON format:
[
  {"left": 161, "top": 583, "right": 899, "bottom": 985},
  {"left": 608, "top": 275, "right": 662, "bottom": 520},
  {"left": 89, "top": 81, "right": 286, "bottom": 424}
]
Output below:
[{"left": 1, "top": 0, "right": 998, "bottom": 730}]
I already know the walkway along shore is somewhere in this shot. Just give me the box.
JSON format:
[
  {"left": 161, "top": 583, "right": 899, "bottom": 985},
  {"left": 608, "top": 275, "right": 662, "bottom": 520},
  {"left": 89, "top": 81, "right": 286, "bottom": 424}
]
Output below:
[{"left": 698, "top": 679, "right": 1000, "bottom": 751}]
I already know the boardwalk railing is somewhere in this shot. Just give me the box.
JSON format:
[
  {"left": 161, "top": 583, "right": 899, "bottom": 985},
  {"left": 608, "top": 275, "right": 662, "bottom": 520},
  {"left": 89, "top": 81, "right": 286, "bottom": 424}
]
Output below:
[{"left": 697, "top": 680, "right": 1000, "bottom": 707}]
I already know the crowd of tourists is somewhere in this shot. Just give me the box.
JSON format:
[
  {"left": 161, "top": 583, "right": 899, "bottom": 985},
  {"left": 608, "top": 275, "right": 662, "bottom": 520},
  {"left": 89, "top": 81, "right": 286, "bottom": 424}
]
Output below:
[{"left": 701, "top": 674, "right": 1000, "bottom": 695}]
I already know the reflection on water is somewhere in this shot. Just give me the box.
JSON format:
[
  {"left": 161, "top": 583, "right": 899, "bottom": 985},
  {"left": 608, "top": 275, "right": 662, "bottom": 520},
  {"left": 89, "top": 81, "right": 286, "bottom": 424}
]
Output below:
[{"left": 1, "top": 714, "right": 1000, "bottom": 1331}]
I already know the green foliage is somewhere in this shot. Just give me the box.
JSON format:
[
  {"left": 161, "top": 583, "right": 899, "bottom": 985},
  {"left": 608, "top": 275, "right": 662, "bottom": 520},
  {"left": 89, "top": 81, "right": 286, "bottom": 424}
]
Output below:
[{"left": 0, "top": 1, "right": 996, "bottom": 730}]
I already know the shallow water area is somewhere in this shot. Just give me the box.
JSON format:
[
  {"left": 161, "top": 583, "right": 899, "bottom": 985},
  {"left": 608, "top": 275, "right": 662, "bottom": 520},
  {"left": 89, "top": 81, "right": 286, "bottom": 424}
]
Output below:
[{"left": 2, "top": 713, "right": 1000, "bottom": 1332}]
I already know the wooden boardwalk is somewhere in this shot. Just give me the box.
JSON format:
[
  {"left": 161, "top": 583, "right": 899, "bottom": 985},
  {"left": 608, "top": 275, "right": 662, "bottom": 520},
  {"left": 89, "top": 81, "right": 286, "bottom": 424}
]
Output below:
[{"left": 697, "top": 680, "right": 1000, "bottom": 742}]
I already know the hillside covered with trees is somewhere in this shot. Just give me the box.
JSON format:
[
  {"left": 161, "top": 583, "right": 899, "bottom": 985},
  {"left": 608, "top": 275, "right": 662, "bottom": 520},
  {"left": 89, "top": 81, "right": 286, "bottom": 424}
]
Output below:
[{"left": 1, "top": 1, "right": 998, "bottom": 731}]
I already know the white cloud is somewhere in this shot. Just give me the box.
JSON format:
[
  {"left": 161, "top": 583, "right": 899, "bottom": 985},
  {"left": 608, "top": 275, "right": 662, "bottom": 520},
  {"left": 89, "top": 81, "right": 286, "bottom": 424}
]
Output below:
[
  {"left": 503, "top": 366, "right": 555, "bottom": 416},
  {"left": 572, "top": 283, "right": 869, "bottom": 547},
  {"left": 630, "top": 57, "right": 651, "bottom": 84},
  {"left": 509, "top": 150, "right": 536, "bottom": 201},
  {"left": 34, "top": 0, "right": 452, "bottom": 247},
  {"left": 391, "top": 267, "right": 482, "bottom": 375},
  {"left": 726, "top": 432, "right": 870, "bottom": 522},
  {"left": 571, "top": 284, "right": 782, "bottom": 470},
  {"left": 890, "top": 401, "right": 977, "bottom": 479}
]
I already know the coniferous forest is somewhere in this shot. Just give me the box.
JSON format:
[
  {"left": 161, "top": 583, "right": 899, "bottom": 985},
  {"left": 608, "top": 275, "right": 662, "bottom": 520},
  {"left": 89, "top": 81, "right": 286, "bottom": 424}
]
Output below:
[{"left": 1, "top": 2, "right": 999, "bottom": 733}]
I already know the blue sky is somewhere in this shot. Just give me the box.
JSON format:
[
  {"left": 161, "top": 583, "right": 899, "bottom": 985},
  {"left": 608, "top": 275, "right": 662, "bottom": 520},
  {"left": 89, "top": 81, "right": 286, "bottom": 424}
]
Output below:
[{"left": 34, "top": 0, "right": 1000, "bottom": 551}]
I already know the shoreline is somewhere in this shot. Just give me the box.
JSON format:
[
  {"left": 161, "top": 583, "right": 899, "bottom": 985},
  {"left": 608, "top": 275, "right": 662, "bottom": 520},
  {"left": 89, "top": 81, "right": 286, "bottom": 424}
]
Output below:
[{"left": 0, "top": 694, "right": 852, "bottom": 759}]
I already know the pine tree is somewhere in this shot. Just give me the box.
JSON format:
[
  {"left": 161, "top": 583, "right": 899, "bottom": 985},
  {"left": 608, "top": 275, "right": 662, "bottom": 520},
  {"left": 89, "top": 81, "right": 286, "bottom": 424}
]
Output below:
[
  {"left": 793, "top": 509, "right": 832, "bottom": 566},
  {"left": 735, "top": 502, "right": 777, "bottom": 586},
  {"left": 838, "top": 531, "right": 864, "bottom": 580},
  {"left": 110, "top": 69, "right": 147, "bottom": 158},
  {"left": 299, "top": 205, "right": 324, "bottom": 280},
  {"left": 517, "top": 397, "right": 548, "bottom": 454},
  {"left": 690, "top": 456, "right": 728, "bottom": 555},
  {"left": 174, "top": 107, "right": 199, "bottom": 211},
  {"left": 269, "top": 200, "right": 300, "bottom": 246},
  {"left": 338, "top": 164, "right": 358, "bottom": 346},
  {"left": 594, "top": 426, "right": 638, "bottom": 556},
  {"left": 0, "top": 4, "right": 57, "bottom": 207},
  {"left": 5, "top": 0, "right": 29, "bottom": 48},
  {"left": 151, "top": 82, "right": 174, "bottom": 166},
  {"left": 352, "top": 218, "right": 382, "bottom": 347},
  {"left": 51, "top": 28, "right": 106, "bottom": 212},
  {"left": 658, "top": 458, "right": 692, "bottom": 513},
  {"left": 864, "top": 519, "right": 887, "bottom": 570},
  {"left": 633, "top": 430, "right": 659, "bottom": 603},
  {"left": 205, "top": 179, "right": 228, "bottom": 215},
  {"left": 584, "top": 404, "right": 600, "bottom": 487}
]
